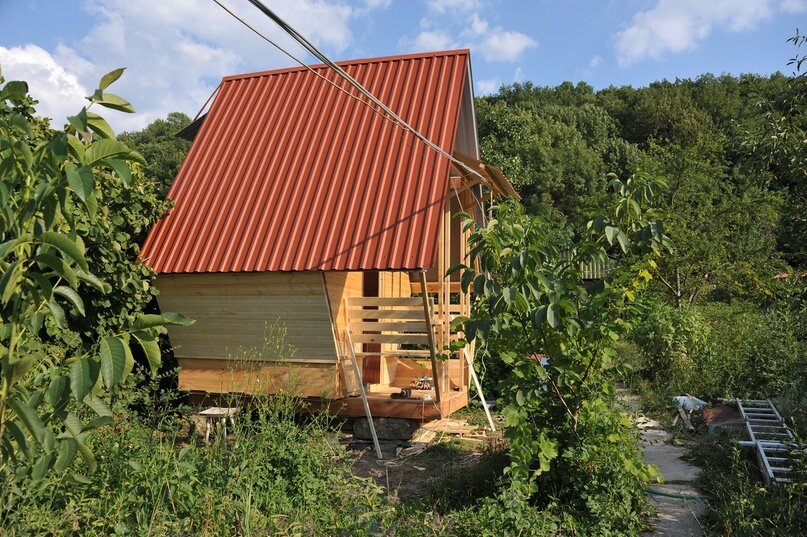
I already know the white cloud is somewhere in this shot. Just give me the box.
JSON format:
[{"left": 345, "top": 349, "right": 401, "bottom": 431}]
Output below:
[
  {"left": 513, "top": 66, "right": 523, "bottom": 82},
  {"left": 478, "top": 30, "right": 537, "bottom": 62},
  {"left": 427, "top": 0, "right": 480, "bottom": 14},
  {"left": 0, "top": 0, "right": 386, "bottom": 131},
  {"left": 476, "top": 77, "right": 500, "bottom": 95},
  {"left": 614, "top": 0, "right": 775, "bottom": 66},
  {"left": 407, "top": 30, "right": 458, "bottom": 52},
  {"left": 781, "top": 0, "right": 807, "bottom": 12},
  {"left": 404, "top": 12, "right": 537, "bottom": 62},
  {"left": 589, "top": 55, "right": 603, "bottom": 69},
  {"left": 468, "top": 13, "right": 489, "bottom": 36},
  {"left": 364, "top": 0, "right": 392, "bottom": 8},
  {"left": 0, "top": 44, "right": 89, "bottom": 125}
]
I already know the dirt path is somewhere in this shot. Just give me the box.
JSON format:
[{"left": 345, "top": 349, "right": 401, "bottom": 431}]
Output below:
[
  {"left": 617, "top": 391, "right": 707, "bottom": 536},
  {"left": 642, "top": 428, "right": 707, "bottom": 536}
]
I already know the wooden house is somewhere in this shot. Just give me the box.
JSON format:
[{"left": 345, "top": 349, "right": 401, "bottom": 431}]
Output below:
[{"left": 141, "top": 49, "right": 516, "bottom": 422}]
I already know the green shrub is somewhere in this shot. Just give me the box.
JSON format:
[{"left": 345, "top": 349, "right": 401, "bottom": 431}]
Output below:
[
  {"left": 629, "top": 296, "right": 711, "bottom": 387},
  {"left": 0, "top": 395, "right": 395, "bottom": 536},
  {"left": 691, "top": 432, "right": 807, "bottom": 536},
  {"left": 630, "top": 297, "right": 803, "bottom": 402}
]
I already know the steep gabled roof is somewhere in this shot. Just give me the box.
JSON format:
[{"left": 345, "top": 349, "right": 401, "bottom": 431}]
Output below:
[{"left": 141, "top": 49, "right": 472, "bottom": 273}]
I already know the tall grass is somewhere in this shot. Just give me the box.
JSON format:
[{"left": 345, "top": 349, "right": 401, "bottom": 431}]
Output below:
[{"left": 0, "top": 390, "right": 396, "bottom": 536}]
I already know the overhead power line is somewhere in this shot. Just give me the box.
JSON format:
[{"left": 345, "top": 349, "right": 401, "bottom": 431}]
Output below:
[
  {"left": 212, "top": 0, "right": 491, "bottom": 190},
  {"left": 212, "top": 0, "right": 391, "bottom": 127}
]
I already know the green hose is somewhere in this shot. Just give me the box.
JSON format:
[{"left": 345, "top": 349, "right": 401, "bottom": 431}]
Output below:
[{"left": 645, "top": 487, "right": 712, "bottom": 501}]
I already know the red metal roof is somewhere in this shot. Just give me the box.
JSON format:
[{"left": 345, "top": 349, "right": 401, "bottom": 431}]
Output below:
[{"left": 141, "top": 49, "right": 471, "bottom": 273}]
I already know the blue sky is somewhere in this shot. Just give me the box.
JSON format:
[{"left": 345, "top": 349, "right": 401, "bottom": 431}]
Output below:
[{"left": 1, "top": 0, "right": 804, "bottom": 131}]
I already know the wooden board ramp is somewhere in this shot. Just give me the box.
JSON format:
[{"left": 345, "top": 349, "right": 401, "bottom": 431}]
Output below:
[
  {"left": 420, "top": 418, "right": 478, "bottom": 435},
  {"left": 736, "top": 399, "right": 796, "bottom": 485}
]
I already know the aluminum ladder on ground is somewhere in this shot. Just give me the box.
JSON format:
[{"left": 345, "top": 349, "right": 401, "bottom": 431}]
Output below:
[{"left": 736, "top": 399, "right": 794, "bottom": 485}]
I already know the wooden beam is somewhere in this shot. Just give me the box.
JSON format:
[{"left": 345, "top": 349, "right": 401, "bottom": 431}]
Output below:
[
  {"left": 348, "top": 333, "right": 430, "bottom": 345},
  {"left": 419, "top": 271, "right": 441, "bottom": 403},
  {"left": 345, "top": 297, "right": 424, "bottom": 307},
  {"left": 344, "top": 309, "right": 426, "bottom": 321},
  {"left": 345, "top": 330, "right": 383, "bottom": 459},
  {"left": 347, "top": 321, "right": 428, "bottom": 332},
  {"left": 410, "top": 281, "right": 472, "bottom": 294}
]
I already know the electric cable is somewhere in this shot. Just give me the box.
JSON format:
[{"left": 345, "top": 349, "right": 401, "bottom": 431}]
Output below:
[{"left": 230, "top": 0, "right": 492, "bottom": 188}]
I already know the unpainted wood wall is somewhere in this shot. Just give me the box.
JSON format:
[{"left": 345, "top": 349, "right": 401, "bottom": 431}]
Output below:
[{"left": 157, "top": 272, "right": 341, "bottom": 398}]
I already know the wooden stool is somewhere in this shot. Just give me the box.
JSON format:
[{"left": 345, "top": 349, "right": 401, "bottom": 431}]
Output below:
[{"left": 200, "top": 407, "right": 239, "bottom": 446}]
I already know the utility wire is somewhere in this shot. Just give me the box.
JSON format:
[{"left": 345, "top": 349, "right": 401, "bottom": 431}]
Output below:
[
  {"left": 212, "top": 0, "right": 394, "bottom": 128},
  {"left": 226, "top": 0, "right": 492, "bottom": 189}
]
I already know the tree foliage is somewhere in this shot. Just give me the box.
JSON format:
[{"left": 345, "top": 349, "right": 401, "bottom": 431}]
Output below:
[
  {"left": 119, "top": 111, "right": 191, "bottom": 197},
  {"left": 476, "top": 67, "right": 801, "bottom": 306},
  {"left": 452, "top": 173, "right": 667, "bottom": 530},
  {"left": 0, "top": 67, "right": 191, "bottom": 481}
]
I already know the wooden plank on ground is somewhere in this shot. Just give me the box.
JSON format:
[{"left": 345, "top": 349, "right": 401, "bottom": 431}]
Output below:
[{"left": 420, "top": 418, "right": 478, "bottom": 435}]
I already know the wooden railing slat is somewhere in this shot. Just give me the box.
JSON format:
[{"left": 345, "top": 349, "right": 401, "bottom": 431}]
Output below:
[
  {"left": 348, "top": 321, "right": 428, "bottom": 333},
  {"left": 354, "top": 350, "right": 432, "bottom": 358},
  {"left": 345, "top": 297, "right": 428, "bottom": 307},
  {"left": 346, "top": 309, "right": 426, "bottom": 320},
  {"left": 349, "top": 333, "right": 430, "bottom": 345}
]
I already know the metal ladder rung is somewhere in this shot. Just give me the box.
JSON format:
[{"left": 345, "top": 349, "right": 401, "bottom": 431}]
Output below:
[
  {"left": 737, "top": 398, "right": 796, "bottom": 487},
  {"left": 760, "top": 441, "right": 793, "bottom": 448}
]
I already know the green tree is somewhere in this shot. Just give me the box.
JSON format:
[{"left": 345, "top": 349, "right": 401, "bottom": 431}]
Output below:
[
  {"left": 119, "top": 112, "right": 191, "bottom": 196},
  {"left": 0, "top": 67, "right": 190, "bottom": 481},
  {"left": 476, "top": 98, "right": 611, "bottom": 224},
  {"left": 738, "top": 33, "right": 807, "bottom": 268},
  {"left": 452, "top": 173, "right": 666, "bottom": 531}
]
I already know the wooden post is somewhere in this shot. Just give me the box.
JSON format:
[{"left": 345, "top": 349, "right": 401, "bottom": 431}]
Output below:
[
  {"left": 419, "top": 271, "right": 441, "bottom": 403},
  {"left": 441, "top": 199, "right": 451, "bottom": 395},
  {"left": 346, "top": 330, "right": 383, "bottom": 459},
  {"left": 464, "top": 347, "right": 496, "bottom": 432}
]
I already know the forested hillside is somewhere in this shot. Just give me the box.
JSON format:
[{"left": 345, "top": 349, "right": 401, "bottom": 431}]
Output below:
[
  {"left": 477, "top": 72, "right": 805, "bottom": 304},
  {"left": 469, "top": 68, "right": 806, "bottom": 533}
]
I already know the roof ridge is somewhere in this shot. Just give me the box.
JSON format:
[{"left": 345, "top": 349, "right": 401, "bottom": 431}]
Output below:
[{"left": 221, "top": 48, "right": 470, "bottom": 83}]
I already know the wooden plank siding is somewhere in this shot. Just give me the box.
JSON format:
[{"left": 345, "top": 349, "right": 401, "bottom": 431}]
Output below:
[
  {"left": 323, "top": 272, "right": 364, "bottom": 343},
  {"left": 322, "top": 271, "right": 364, "bottom": 396},
  {"left": 157, "top": 272, "right": 342, "bottom": 397},
  {"left": 380, "top": 271, "right": 411, "bottom": 299},
  {"left": 177, "top": 358, "right": 340, "bottom": 399}
]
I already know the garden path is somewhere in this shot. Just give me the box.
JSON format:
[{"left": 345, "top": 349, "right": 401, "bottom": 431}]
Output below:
[
  {"left": 617, "top": 391, "right": 706, "bottom": 536},
  {"left": 642, "top": 427, "right": 706, "bottom": 536}
]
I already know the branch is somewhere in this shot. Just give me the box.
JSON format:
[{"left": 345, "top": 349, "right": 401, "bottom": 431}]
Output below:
[
  {"left": 654, "top": 269, "right": 679, "bottom": 296},
  {"left": 520, "top": 321, "right": 579, "bottom": 430}
]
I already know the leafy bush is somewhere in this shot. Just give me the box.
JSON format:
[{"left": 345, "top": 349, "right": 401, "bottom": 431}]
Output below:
[
  {"left": 0, "top": 67, "right": 189, "bottom": 482},
  {"left": 629, "top": 297, "right": 803, "bottom": 401},
  {"left": 0, "top": 394, "right": 395, "bottom": 536},
  {"left": 690, "top": 432, "right": 807, "bottom": 536},
  {"left": 450, "top": 173, "right": 667, "bottom": 533},
  {"left": 629, "top": 296, "right": 711, "bottom": 388}
]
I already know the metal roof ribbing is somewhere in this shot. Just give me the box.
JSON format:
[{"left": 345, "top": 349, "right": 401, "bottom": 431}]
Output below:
[{"left": 141, "top": 49, "right": 470, "bottom": 273}]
